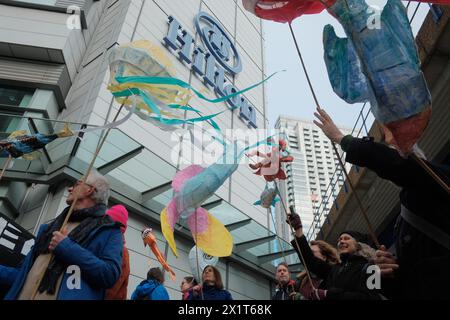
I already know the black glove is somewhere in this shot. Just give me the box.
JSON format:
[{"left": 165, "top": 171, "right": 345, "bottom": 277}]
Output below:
[{"left": 286, "top": 213, "right": 302, "bottom": 230}]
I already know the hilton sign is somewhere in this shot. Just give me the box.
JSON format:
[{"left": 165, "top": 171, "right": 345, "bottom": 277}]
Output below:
[{"left": 163, "top": 12, "right": 258, "bottom": 128}]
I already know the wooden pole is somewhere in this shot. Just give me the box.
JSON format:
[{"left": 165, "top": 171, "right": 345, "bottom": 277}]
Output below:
[
  {"left": 411, "top": 153, "right": 450, "bottom": 196},
  {"left": 274, "top": 182, "right": 317, "bottom": 291},
  {"left": 331, "top": 143, "right": 380, "bottom": 248},
  {"left": 0, "top": 155, "right": 12, "bottom": 182},
  {"left": 288, "top": 23, "right": 380, "bottom": 249}
]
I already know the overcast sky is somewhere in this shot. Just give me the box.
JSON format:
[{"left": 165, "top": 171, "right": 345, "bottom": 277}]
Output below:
[{"left": 264, "top": 0, "right": 430, "bottom": 130}]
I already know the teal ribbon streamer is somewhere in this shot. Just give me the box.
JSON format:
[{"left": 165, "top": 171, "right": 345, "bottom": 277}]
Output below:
[
  {"left": 112, "top": 87, "right": 225, "bottom": 126},
  {"left": 114, "top": 70, "right": 284, "bottom": 107},
  {"left": 111, "top": 71, "right": 284, "bottom": 145}
]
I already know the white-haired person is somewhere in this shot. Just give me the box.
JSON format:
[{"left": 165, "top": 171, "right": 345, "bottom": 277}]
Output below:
[
  {"left": 313, "top": 106, "right": 450, "bottom": 299},
  {"left": 0, "top": 169, "right": 123, "bottom": 300}
]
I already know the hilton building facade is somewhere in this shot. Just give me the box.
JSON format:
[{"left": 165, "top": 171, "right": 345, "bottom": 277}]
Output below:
[{"left": 0, "top": 0, "right": 300, "bottom": 299}]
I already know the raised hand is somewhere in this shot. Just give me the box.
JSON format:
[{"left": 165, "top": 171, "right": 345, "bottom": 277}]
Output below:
[{"left": 313, "top": 107, "right": 345, "bottom": 144}]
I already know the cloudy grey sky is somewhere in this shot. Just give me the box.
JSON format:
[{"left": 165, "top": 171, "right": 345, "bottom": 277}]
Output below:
[{"left": 264, "top": 1, "right": 430, "bottom": 130}]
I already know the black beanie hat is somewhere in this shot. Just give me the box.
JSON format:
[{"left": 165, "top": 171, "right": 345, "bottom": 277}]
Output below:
[{"left": 338, "top": 230, "right": 372, "bottom": 245}]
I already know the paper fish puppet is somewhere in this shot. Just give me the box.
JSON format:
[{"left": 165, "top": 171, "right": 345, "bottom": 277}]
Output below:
[
  {"left": 0, "top": 124, "right": 73, "bottom": 159},
  {"left": 247, "top": 139, "right": 293, "bottom": 181},
  {"left": 254, "top": 184, "right": 280, "bottom": 208},
  {"left": 142, "top": 228, "right": 176, "bottom": 280},
  {"left": 242, "top": 0, "right": 442, "bottom": 154},
  {"left": 161, "top": 143, "right": 239, "bottom": 258},
  {"left": 161, "top": 136, "right": 277, "bottom": 257},
  {"left": 323, "top": 0, "right": 433, "bottom": 154}
]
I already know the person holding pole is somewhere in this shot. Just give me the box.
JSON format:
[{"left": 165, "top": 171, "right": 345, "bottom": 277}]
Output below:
[
  {"left": 0, "top": 169, "right": 123, "bottom": 300},
  {"left": 287, "top": 211, "right": 380, "bottom": 300},
  {"left": 313, "top": 106, "right": 450, "bottom": 299}
]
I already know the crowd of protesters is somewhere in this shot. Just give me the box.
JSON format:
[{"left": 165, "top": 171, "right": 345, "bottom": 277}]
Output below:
[
  {"left": 0, "top": 104, "right": 448, "bottom": 300},
  {"left": 0, "top": 169, "right": 233, "bottom": 300}
]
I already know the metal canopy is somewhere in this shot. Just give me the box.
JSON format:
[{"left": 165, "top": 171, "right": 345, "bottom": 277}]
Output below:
[
  {"left": 141, "top": 181, "right": 172, "bottom": 203},
  {"left": 257, "top": 249, "right": 296, "bottom": 264},
  {"left": 225, "top": 219, "right": 252, "bottom": 231},
  {"left": 234, "top": 235, "right": 277, "bottom": 253},
  {"left": 202, "top": 199, "right": 223, "bottom": 210},
  {"left": 97, "top": 146, "right": 144, "bottom": 175},
  {"left": 288, "top": 262, "right": 303, "bottom": 270}
]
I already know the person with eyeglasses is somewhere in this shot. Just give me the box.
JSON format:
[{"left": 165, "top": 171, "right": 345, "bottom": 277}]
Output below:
[{"left": 0, "top": 169, "right": 123, "bottom": 300}]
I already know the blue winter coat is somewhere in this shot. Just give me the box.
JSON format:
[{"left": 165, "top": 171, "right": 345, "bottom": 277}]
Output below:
[
  {"left": 188, "top": 283, "right": 233, "bottom": 300},
  {"left": 130, "top": 279, "right": 169, "bottom": 300},
  {"left": 0, "top": 220, "right": 123, "bottom": 300}
]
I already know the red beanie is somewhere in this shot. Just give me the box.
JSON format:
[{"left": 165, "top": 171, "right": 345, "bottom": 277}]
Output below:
[{"left": 107, "top": 205, "right": 128, "bottom": 234}]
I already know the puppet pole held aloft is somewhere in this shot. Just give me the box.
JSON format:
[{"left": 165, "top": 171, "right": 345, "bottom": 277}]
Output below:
[
  {"left": 331, "top": 143, "right": 380, "bottom": 248},
  {"left": 274, "top": 182, "right": 316, "bottom": 291},
  {"left": 288, "top": 23, "right": 321, "bottom": 109},
  {"left": 288, "top": 23, "right": 380, "bottom": 248},
  {"left": 411, "top": 153, "right": 450, "bottom": 195}
]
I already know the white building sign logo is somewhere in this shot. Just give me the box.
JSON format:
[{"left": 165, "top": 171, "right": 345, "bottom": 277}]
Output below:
[{"left": 163, "top": 12, "right": 257, "bottom": 128}]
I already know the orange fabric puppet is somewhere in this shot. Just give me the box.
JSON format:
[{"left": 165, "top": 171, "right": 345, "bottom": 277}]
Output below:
[{"left": 142, "top": 228, "right": 176, "bottom": 280}]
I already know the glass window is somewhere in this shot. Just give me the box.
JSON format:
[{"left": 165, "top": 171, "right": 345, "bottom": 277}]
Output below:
[
  {"left": 0, "top": 85, "right": 34, "bottom": 107},
  {"left": 13, "top": 1, "right": 57, "bottom": 5},
  {"left": 0, "top": 112, "right": 24, "bottom": 134}
]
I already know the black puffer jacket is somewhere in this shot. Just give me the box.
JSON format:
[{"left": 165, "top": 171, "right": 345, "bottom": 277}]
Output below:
[
  {"left": 292, "top": 235, "right": 380, "bottom": 300},
  {"left": 342, "top": 136, "right": 450, "bottom": 299}
]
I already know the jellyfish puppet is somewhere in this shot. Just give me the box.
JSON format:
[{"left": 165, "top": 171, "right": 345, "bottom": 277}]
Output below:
[{"left": 108, "top": 40, "right": 217, "bottom": 131}]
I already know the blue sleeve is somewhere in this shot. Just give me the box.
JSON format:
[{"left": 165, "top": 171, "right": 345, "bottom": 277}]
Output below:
[
  {"left": 54, "top": 227, "right": 123, "bottom": 289},
  {"left": 152, "top": 285, "right": 170, "bottom": 300},
  {"left": 187, "top": 289, "right": 198, "bottom": 300},
  {"left": 225, "top": 290, "right": 233, "bottom": 300},
  {"left": 130, "top": 289, "right": 138, "bottom": 300},
  {"left": 0, "top": 265, "right": 19, "bottom": 287}
]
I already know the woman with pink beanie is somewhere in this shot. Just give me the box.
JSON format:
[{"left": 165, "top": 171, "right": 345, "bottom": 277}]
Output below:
[{"left": 105, "top": 205, "right": 130, "bottom": 300}]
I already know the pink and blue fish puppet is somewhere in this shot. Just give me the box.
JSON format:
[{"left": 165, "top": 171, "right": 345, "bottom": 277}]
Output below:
[
  {"left": 161, "top": 138, "right": 276, "bottom": 257},
  {"left": 161, "top": 142, "right": 240, "bottom": 258}
]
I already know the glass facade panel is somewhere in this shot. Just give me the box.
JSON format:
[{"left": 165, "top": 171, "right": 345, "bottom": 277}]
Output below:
[
  {"left": 0, "top": 85, "right": 34, "bottom": 107},
  {"left": 12, "top": 0, "right": 57, "bottom": 5}
]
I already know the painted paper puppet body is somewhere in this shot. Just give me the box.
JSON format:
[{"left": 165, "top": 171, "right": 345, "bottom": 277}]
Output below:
[{"left": 242, "top": 0, "right": 442, "bottom": 154}]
